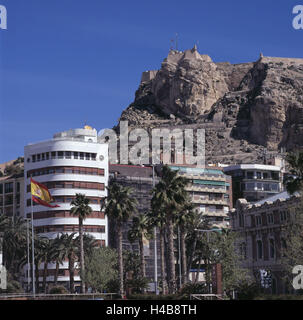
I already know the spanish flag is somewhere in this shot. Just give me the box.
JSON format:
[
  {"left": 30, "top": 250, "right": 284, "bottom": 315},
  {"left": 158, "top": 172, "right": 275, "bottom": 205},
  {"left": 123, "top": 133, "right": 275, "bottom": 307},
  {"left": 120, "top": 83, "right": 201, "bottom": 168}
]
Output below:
[{"left": 31, "top": 178, "right": 60, "bottom": 208}]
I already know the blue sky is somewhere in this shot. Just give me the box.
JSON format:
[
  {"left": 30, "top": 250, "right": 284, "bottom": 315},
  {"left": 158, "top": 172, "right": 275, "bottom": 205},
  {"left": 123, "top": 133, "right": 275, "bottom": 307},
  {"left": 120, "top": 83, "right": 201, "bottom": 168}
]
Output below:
[{"left": 0, "top": 0, "right": 302, "bottom": 163}]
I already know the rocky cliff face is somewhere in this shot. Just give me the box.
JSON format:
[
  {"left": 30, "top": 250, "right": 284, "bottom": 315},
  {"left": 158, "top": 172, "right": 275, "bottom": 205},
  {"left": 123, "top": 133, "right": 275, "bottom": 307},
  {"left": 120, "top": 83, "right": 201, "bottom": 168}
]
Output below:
[{"left": 118, "top": 48, "right": 303, "bottom": 164}]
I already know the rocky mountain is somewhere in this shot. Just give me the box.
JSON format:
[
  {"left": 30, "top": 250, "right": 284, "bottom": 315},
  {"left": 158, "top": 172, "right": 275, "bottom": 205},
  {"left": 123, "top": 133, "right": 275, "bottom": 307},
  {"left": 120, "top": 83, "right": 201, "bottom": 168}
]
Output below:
[{"left": 118, "top": 46, "right": 303, "bottom": 164}]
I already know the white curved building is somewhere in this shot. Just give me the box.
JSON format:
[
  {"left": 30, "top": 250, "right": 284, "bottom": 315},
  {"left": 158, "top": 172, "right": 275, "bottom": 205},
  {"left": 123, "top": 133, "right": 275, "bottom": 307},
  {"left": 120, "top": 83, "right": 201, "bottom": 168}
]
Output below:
[{"left": 23, "top": 126, "right": 108, "bottom": 291}]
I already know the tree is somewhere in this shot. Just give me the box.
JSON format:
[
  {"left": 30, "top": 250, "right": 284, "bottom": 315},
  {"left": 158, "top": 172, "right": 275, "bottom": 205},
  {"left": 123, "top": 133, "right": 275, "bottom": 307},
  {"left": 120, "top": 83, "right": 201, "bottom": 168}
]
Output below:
[
  {"left": 149, "top": 196, "right": 168, "bottom": 294},
  {"left": 104, "top": 182, "right": 138, "bottom": 295},
  {"left": 212, "top": 229, "right": 250, "bottom": 297},
  {"left": 281, "top": 197, "right": 303, "bottom": 282},
  {"left": 83, "top": 247, "right": 118, "bottom": 293},
  {"left": 123, "top": 250, "right": 149, "bottom": 294},
  {"left": 49, "top": 235, "right": 67, "bottom": 287},
  {"left": 175, "top": 200, "right": 197, "bottom": 286},
  {"left": 152, "top": 165, "right": 188, "bottom": 293},
  {"left": 4, "top": 163, "right": 23, "bottom": 177},
  {"left": 281, "top": 151, "right": 303, "bottom": 287},
  {"left": 59, "top": 233, "right": 78, "bottom": 293},
  {"left": 285, "top": 151, "right": 303, "bottom": 194},
  {"left": 128, "top": 213, "right": 153, "bottom": 279},
  {"left": 1, "top": 216, "right": 28, "bottom": 278},
  {"left": 70, "top": 193, "right": 93, "bottom": 293},
  {"left": 185, "top": 212, "right": 211, "bottom": 282}
]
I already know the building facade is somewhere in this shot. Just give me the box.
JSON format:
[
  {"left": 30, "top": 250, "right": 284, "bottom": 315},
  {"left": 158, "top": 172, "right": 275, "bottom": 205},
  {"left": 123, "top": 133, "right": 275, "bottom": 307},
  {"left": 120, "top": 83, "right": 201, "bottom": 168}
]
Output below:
[
  {"left": 169, "top": 165, "right": 233, "bottom": 229},
  {"left": 230, "top": 192, "right": 300, "bottom": 294},
  {"left": 109, "top": 164, "right": 161, "bottom": 282},
  {"left": 23, "top": 126, "right": 108, "bottom": 290},
  {"left": 223, "top": 164, "right": 284, "bottom": 205},
  {"left": 0, "top": 174, "right": 24, "bottom": 218}
]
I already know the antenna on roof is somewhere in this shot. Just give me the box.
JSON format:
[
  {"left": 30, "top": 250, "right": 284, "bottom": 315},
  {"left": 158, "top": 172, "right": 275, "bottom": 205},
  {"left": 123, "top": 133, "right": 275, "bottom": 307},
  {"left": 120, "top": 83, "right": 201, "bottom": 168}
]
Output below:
[{"left": 170, "top": 39, "right": 174, "bottom": 51}]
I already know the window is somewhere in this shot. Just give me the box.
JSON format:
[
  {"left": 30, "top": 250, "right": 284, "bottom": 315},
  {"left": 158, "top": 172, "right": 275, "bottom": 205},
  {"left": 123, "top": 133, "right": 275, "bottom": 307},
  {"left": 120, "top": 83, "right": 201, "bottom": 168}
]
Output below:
[
  {"left": 5, "top": 182, "right": 13, "bottom": 194},
  {"left": 17, "top": 182, "right": 20, "bottom": 192},
  {"left": 41, "top": 153, "right": 45, "bottom": 161},
  {"left": 280, "top": 211, "right": 287, "bottom": 222},
  {"left": 271, "top": 183, "right": 278, "bottom": 191},
  {"left": 58, "top": 151, "right": 64, "bottom": 159},
  {"left": 56, "top": 168, "right": 64, "bottom": 174},
  {"left": 65, "top": 151, "right": 71, "bottom": 159},
  {"left": 263, "top": 183, "right": 270, "bottom": 191},
  {"left": 45, "top": 152, "right": 49, "bottom": 160},
  {"left": 37, "top": 154, "right": 41, "bottom": 162},
  {"left": 199, "top": 205, "right": 206, "bottom": 213},
  {"left": 267, "top": 213, "right": 274, "bottom": 224},
  {"left": 239, "top": 214, "right": 244, "bottom": 227},
  {"left": 257, "top": 183, "right": 262, "bottom": 190},
  {"left": 246, "top": 183, "right": 255, "bottom": 191},
  {"left": 240, "top": 242, "right": 247, "bottom": 259},
  {"left": 256, "top": 215, "right": 262, "bottom": 226},
  {"left": 32, "top": 155, "right": 36, "bottom": 162},
  {"left": 91, "top": 153, "right": 96, "bottom": 161},
  {"left": 257, "top": 240, "right": 263, "bottom": 259},
  {"left": 269, "top": 239, "right": 275, "bottom": 258},
  {"left": 80, "top": 153, "right": 84, "bottom": 160},
  {"left": 247, "top": 171, "right": 254, "bottom": 179},
  {"left": 55, "top": 183, "right": 64, "bottom": 189},
  {"left": 65, "top": 168, "right": 73, "bottom": 174},
  {"left": 51, "top": 152, "right": 56, "bottom": 159},
  {"left": 85, "top": 153, "right": 90, "bottom": 160},
  {"left": 73, "top": 152, "right": 79, "bottom": 159},
  {"left": 0, "top": 184, "right": 3, "bottom": 194},
  {"left": 281, "top": 238, "right": 287, "bottom": 250},
  {"left": 257, "top": 172, "right": 261, "bottom": 179},
  {"left": 263, "top": 172, "right": 268, "bottom": 179}
]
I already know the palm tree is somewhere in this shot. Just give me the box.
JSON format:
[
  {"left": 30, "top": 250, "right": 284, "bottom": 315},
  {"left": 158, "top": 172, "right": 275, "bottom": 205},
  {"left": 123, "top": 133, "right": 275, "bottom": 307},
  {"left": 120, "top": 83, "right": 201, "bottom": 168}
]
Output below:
[
  {"left": 149, "top": 197, "right": 168, "bottom": 294},
  {"left": 152, "top": 165, "right": 188, "bottom": 294},
  {"left": 104, "top": 182, "right": 138, "bottom": 296},
  {"left": 59, "top": 233, "right": 78, "bottom": 293},
  {"left": 175, "top": 201, "right": 197, "bottom": 286},
  {"left": 70, "top": 193, "right": 93, "bottom": 294},
  {"left": 49, "top": 235, "right": 66, "bottom": 287},
  {"left": 40, "top": 237, "right": 53, "bottom": 293},
  {"left": 185, "top": 212, "right": 210, "bottom": 282},
  {"left": 128, "top": 213, "right": 153, "bottom": 279},
  {"left": 2, "top": 216, "right": 28, "bottom": 278}
]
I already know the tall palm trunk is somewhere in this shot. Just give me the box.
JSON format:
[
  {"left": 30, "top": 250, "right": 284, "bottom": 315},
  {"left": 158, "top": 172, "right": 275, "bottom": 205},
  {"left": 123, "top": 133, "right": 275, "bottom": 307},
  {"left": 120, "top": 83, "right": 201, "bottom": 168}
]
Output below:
[
  {"left": 186, "top": 234, "right": 197, "bottom": 281},
  {"left": 180, "top": 226, "right": 187, "bottom": 286},
  {"left": 167, "top": 214, "right": 176, "bottom": 294},
  {"left": 42, "top": 259, "right": 48, "bottom": 293},
  {"left": 159, "top": 227, "right": 167, "bottom": 294},
  {"left": 117, "top": 222, "right": 124, "bottom": 296},
  {"left": 54, "top": 261, "right": 59, "bottom": 286},
  {"left": 68, "top": 255, "right": 75, "bottom": 293},
  {"left": 35, "top": 262, "right": 40, "bottom": 293},
  {"left": 79, "top": 217, "right": 85, "bottom": 294},
  {"left": 139, "top": 235, "right": 146, "bottom": 278}
]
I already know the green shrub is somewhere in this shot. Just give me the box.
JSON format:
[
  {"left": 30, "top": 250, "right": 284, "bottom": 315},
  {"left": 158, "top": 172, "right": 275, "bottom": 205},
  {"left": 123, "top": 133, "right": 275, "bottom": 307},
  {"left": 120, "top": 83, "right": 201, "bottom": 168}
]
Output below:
[
  {"left": 180, "top": 282, "right": 208, "bottom": 296},
  {"left": 236, "top": 282, "right": 260, "bottom": 300},
  {"left": 49, "top": 285, "right": 68, "bottom": 294}
]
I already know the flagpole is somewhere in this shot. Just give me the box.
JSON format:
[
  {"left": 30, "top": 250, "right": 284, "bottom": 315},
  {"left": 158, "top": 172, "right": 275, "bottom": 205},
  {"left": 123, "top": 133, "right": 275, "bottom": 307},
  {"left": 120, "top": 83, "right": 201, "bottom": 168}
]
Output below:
[
  {"left": 26, "top": 218, "right": 30, "bottom": 292},
  {"left": 30, "top": 177, "right": 36, "bottom": 298}
]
